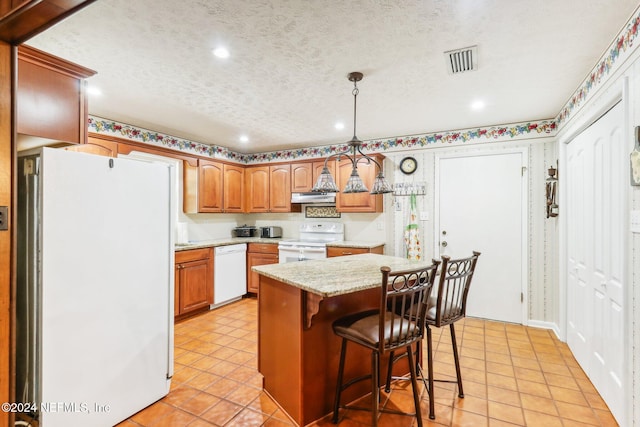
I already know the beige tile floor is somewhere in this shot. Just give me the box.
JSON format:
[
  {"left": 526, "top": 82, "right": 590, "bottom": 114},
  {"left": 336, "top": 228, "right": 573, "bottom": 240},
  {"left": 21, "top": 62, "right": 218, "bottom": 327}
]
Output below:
[{"left": 118, "top": 298, "right": 618, "bottom": 427}]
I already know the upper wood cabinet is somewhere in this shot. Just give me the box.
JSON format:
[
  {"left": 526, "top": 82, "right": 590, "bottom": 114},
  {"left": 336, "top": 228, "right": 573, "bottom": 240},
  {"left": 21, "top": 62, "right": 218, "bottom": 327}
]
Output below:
[
  {"left": 291, "top": 162, "right": 313, "bottom": 192},
  {"left": 245, "top": 164, "right": 300, "bottom": 213},
  {"left": 336, "top": 154, "right": 385, "bottom": 213},
  {"left": 245, "top": 166, "right": 270, "bottom": 212},
  {"left": 184, "top": 159, "right": 245, "bottom": 213},
  {"left": 17, "top": 45, "right": 96, "bottom": 144},
  {"left": 291, "top": 160, "right": 336, "bottom": 192},
  {"left": 198, "top": 159, "right": 223, "bottom": 212},
  {"left": 223, "top": 164, "right": 245, "bottom": 212},
  {"left": 269, "top": 164, "right": 293, "bottom": 212},
  {"left": 63, "top": 135, "right": 118, "bottom": 157},
  {"left": 0, "top": 1, "right": 96, "bottom": 44}
]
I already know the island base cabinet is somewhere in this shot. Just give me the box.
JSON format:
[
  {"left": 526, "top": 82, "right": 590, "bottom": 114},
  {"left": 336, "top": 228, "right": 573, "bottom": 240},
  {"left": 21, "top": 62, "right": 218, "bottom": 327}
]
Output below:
[{"left": 258, "top": 276, "right": 409, "bottom": 426}]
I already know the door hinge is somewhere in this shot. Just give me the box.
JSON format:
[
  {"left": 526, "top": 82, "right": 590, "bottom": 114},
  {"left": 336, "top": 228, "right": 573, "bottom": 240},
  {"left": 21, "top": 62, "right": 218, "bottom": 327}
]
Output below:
[
  {"left": 521, "top": 166, "right": 527, "bottom": 176},
  {"left": 521, "top": 292, "right": 524, "bottom": 303}
]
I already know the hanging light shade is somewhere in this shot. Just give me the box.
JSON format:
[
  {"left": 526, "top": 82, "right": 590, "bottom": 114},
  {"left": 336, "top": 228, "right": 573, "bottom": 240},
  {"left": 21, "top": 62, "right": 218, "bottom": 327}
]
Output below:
[
  {"left": 313, "top": 166, "right": 339, "bottom": 193},
  {"left": 311, "top": 72, "right": 393, "bottom": 195}
]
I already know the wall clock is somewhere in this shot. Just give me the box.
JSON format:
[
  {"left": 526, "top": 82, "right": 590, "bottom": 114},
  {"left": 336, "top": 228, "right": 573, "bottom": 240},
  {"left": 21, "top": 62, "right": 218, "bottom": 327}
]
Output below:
[{"left": 399, "top": 156, "right": 418, "bottom": 175}]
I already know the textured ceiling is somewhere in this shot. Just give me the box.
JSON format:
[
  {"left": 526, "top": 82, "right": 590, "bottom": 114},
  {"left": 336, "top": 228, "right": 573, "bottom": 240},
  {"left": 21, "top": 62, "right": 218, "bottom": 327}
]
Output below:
[{"left": 27, "top": 0, "right": 639, "bottom": 153}]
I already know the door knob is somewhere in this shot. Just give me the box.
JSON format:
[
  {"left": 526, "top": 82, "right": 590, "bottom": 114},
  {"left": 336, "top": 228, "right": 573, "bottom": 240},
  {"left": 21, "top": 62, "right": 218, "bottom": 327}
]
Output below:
[{"left": 441, "top": 241, "right": 448, "bottom": 247}]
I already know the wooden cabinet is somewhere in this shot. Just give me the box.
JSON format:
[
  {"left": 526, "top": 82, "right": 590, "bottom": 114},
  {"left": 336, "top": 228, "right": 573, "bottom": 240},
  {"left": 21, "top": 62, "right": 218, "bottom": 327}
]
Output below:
[
  {"left": 245, "top": 164, "right": 300, "bottom": 213},
  {"left": 185, "top": 159, "right": 244, "bottom": 213},
  {"left": 223, "top": 163, "right": 245, "bottom": 212},
  {"left": 17, "top": 45, "right": 96, "bottom": 145},
  {"left": 336, "top": 154, "right": 385, "bottom": 213},
  {"left": 291, "top": 160, "right": 336, "bottom": 192},
  {"left": 245, "top": 166, "right": 270, "bottom": 212},
  {"left": 246, "top": 243, "right": 279, "bottom": 294},
  {"left": 0, "top": 1, "right": 95, "bottom": 44},
  {"left": 198, "top": 159, "right": 223, "bottom": 212},
  {"left": 291, "top": 162, "right": 313, "bottom": 192},
  {"left": 63, "top": 135, "right": 118, "bottom": 157},
  {"left": 175, "top": 248, "right": 213, "bottom": 317},
  {"left": 270, "top": 164, "right": 293, "bottom": 212},
  {"left": 326, "top": 245, "right": 384, "bottom": 257}
]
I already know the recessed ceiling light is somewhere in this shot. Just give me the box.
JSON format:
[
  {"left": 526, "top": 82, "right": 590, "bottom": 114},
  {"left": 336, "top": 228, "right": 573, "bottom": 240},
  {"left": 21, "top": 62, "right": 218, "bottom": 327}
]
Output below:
[
  {"left": 239, "top": 135, "right": 249, "bottom": 143},
  {"left": 334, "top": 122, "right": 345, "bottom": 130},
  {"left": 470, "top": 100, "right": 485, "bottom": 110},
  {"left": 212, "top": 47, "right": 230, "bottom": 59},
  {"left": 87, "top": 86, "right": 102, "bottom": 96}
]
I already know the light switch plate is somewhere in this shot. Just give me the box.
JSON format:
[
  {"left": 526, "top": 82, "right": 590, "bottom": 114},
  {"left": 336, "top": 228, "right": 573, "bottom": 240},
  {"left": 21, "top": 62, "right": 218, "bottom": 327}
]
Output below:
[{"left": 631, "top": 210, "right": 640, "bottom": 233}]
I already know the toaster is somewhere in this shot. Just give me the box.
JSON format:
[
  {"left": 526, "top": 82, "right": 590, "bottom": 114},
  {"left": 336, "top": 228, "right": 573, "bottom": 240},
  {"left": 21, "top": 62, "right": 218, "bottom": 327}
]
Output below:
[{"left": 260, "top": 226, "right": 282, "bottom": 238}]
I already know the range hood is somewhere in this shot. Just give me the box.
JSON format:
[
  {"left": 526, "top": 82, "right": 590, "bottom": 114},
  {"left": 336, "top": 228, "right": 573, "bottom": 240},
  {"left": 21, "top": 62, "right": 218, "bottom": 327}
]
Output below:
[{"left": 291, "top": 192, "right": 336, "bottom": 204}]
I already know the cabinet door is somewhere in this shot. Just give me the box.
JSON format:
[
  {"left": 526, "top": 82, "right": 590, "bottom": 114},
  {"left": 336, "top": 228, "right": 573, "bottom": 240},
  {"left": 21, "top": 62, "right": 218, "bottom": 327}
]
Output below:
[
  {"left": 224, "top": 164, "right": 245, "bottom": 212},
  {"left": 269, "top": 164, "right": 292, "bottom": 212},
  {"left": 247, "top": 252, "right": 279, "bottom": 293},
  {"left": 177, "top": 258, "right": 213, "bottom": 314},
  {"left": 199, "top": 159, "right": 224, "bottom": 212},
  {"left": 64, "top": 135, "right": 118, "bottom": 157},
  {"left": 291, "top": 162, "right": 313, "bottom": 192},
  {"left": 245, "top": 166, "right": 270, "bottom": 212},
  {"left": 336, "top": 156, "right": 383, "bottom": 212}
]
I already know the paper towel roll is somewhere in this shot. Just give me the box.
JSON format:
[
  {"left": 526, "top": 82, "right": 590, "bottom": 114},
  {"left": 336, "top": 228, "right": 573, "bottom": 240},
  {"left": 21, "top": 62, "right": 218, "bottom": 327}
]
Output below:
[{"left": 176, "top": 222, "right": 189, "bottom": 244}]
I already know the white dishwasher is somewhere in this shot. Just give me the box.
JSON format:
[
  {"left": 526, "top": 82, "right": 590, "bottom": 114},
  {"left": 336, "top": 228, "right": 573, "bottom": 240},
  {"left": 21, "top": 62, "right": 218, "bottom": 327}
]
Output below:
[{"left": 213, "top": 243, "right": 247, "bottom": 307}]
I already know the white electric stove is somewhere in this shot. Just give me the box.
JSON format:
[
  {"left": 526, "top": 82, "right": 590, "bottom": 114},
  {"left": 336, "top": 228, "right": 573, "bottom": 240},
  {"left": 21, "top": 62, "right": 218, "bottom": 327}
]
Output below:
[{"left": 278, "top": 222, "right": 344, "bottom": 263}]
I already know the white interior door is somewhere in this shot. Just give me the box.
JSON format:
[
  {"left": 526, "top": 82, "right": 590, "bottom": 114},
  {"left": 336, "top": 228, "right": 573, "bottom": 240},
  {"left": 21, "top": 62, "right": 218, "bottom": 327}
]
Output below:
[
  {"left": 566, "top": 101, "right": 625, "bottom": 425},
  {"left": 435, "top": 150, "right": 527, "bottom": 324}
]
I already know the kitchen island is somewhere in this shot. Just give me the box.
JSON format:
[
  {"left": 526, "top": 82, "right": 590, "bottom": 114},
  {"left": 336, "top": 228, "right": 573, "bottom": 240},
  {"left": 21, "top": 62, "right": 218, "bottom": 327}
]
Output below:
[{"left": 253, "top": 254, "right": 433, "bottom": 426}]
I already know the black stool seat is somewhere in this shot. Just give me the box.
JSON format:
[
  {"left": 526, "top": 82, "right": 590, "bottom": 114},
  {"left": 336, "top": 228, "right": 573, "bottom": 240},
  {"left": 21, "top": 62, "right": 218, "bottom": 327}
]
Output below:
[{"left": 331, "top": 262, "right": 439, "bottom": 427}]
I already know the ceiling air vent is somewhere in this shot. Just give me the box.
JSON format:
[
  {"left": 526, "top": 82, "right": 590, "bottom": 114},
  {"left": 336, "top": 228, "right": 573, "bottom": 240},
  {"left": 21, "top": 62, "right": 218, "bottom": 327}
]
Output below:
[{"left": 444, "top": 45, "right": 478, "bottom": 75}]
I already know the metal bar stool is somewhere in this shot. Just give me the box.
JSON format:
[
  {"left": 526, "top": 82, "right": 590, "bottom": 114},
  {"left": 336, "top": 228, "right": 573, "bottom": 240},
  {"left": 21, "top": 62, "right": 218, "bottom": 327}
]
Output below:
[
  {"left": 331, "top": 261, "right": 439, "bottom": 427},
  {"left": 385, "top": 251, "right": 481, "bottom": 420}
]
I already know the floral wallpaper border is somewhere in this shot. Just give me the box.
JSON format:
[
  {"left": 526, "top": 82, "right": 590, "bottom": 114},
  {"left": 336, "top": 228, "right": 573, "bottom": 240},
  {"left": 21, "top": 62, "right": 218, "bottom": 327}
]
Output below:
[
  {"left": 556, "top": 7, "right": 640, "bottom": 126},
  {"left": 89, "top": 115, "right": 556, "bottom": 164},
  {"left": 88, "top": 116, "right": 245, "bottom": 162}
]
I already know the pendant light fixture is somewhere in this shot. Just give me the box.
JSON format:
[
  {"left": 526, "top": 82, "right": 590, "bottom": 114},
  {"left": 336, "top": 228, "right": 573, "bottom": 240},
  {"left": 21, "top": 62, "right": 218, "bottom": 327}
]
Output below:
[{"left": 312, "top": 72, "right": 393, "bottom": 194}]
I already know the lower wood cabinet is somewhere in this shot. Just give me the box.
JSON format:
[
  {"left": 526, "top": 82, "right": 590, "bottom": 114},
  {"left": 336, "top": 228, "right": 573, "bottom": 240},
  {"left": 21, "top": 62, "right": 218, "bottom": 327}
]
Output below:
[
  {"left": 246, "top": 243, "right": 279, "bottom": 294},
  {"left": 326, "top": 245, "right": 384, "bottom": 257},
  {"left": 175, "top": 248, "right": 213, "bottom": 317}
]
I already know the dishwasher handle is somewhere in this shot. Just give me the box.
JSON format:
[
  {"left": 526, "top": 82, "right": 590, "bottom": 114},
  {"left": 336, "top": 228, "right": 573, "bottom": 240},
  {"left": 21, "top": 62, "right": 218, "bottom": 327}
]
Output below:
[{"left": 215, "top": 243, "right": 247, "bottom": 255}]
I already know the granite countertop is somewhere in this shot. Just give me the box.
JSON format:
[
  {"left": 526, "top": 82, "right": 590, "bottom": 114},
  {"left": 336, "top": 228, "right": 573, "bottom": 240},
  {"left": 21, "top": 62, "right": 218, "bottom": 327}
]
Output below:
[
  {"left": 174, "top": 237, "right": 282, "bottom": 251},
  {"left": 326, "top": 241, "right": 385, "bottom": 249},
  {"left": 252, "top": 253, "right": 433, "bottom": 298},
  {"left": 175, "top": 239, "right": 385, "bottom": 251}
]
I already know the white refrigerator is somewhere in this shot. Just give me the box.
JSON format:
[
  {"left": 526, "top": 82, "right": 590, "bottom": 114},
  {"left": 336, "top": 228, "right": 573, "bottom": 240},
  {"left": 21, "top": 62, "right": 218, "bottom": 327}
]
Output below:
[{"left": 16, "top": 147, "right": 174, "bottom": 426}]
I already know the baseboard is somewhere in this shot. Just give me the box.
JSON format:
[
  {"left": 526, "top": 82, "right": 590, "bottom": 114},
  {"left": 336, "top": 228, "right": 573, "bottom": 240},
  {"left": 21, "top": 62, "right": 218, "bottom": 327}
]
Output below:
[{"left": 527, "top": 320, "right": 562, "bottom": 340}]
